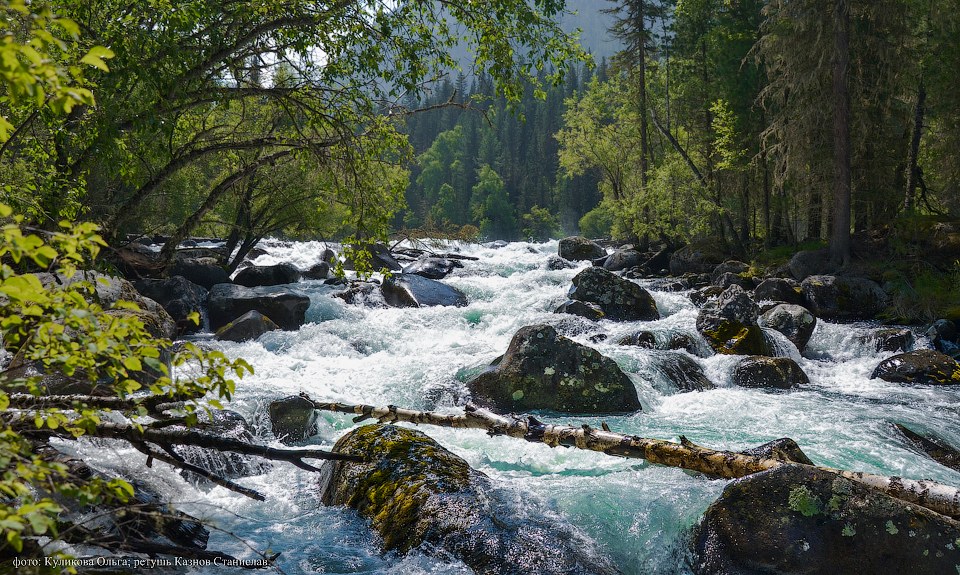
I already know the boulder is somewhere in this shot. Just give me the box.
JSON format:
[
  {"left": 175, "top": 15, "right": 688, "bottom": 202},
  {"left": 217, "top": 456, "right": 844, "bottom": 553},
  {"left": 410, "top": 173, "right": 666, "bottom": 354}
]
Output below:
[
  {"left": 696, "top": 286, "right": 772, "bottom": 356},
  {"left": 603, "top": 248, "right": 644, "bottom": 272},
  {"left": 555, "top": 300, "right": 605, "bottom": 321},
  {"left": 893, "top": 423, "right": 960, "bottom": 473},
  {"left": 710, "top": 260, "right": 750, "bottom": 285},
  {"left": 467, "top": 325, "right": 641, "bottom": 414},
  {"left": 208, "top": 283, "right": 310, "bottom": 331},
  {"left": 171, "top": 256, "right": 230, "bottom": 289},
  {"left": 319, "top": 425, "right": 618, "bottom": 574},
  {"left": 545, "top": 255, "right": 576, "bottom": 270},
  {"left": 654, "top": 352, "right": 715, "bottom": 392},
  {"left": 342, "top": 243, "right": 402, "bottom": 272},
  {"left": 568, "top": 267, "right": 660, "bottom": 321},
  {"left": 233, "top": 262, "right": 301, "bottom": 287},
  {"left": 925, "top": 319, "right": 959, "bottom": 357},
  {"left": 787, "top": 248, "right": 834, "bottom": 280},
  {"left": 214, "top": 310, "right": 280, "bottom": 342},
  {"left": 616, "top": 331, "right": 657, "bottom": 348},
  {"left": 740, "top": 438, "right": 813, "bottom": 465},
  {"left": 172, "top": 410, "right": 270, "bottom": 480},
  {"left": 268, "top": 395, "right": 319, "bottom": 443},
  {"left": 715, "top": 272, "right": 753, "bottom": 290},
  {"left": 320, "top": 247, "right": 337, "bottom": 263},
  {"left": 559, "top": 236, "right": 606, "bottom": 262},
  {"left": 759, "top": 304, "right": 817, "bottom": 353},
  {"left": 301, "top": 261, "right": 331, "bottom": 280},
  {"left": 642, "top": 247, "right": 672, "bottom": 273},
  {"left": 732, "top": 356, "right": 809, "bottom": 389},
  {"left": 402, "top": 257, "right": 463, "bottom": 279},
  {"left": 870, "top": 349, "right": 960, "bottom": 385},
  {"left": 867, "top": 328, "right": 914, "bottom": 353},
  {"left": 134, "top": 275, "right": 208, "bottom": 334},
  {"left": 381, "top": 274, "right": 468, "bottom": 308},
  {"left": 753, "top": 277, "right": 804, "bottom": 305},
  {"left": 801, "top": 275, "right": 889, "bottom": 320},
  {"left": 332, "top": 281, "right": 384, "bottom": 307},
  {"left": 669, "top": 243, "right": 726, "bottom": 275},
  {"left": 691, "top": 465, "right": 960, "bottom": 575},
  {"left": 690, "top": 285, "right": 724, "bottom": 307}
]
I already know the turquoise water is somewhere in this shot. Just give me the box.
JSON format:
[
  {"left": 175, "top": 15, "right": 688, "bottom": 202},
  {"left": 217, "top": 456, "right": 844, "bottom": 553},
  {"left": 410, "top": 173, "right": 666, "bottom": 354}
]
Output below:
[{"left": 62, "top": 240, "right": 960, "bottom": 574}]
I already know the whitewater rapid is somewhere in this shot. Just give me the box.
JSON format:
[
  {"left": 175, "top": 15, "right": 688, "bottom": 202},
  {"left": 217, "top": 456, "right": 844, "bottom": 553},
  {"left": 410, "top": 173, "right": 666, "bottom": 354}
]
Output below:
[{"left": 65, "top": 239, "right": 960, "bottom": 574}]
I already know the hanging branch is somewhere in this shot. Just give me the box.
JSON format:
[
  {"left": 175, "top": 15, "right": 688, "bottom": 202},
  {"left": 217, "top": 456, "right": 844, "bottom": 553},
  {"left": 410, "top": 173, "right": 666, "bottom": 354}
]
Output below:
[
  {"left": 130, "top": 441, "right": 266, "bottom": 501},
  {"left": 309, "top": 398, "right": 960, "bottom": 521}
]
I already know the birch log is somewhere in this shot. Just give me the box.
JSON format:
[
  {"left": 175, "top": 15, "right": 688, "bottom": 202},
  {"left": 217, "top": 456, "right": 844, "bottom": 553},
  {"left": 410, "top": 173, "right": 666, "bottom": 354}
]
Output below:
[{"left": 309, "top": 398, "right": 960, "bottom": 520}]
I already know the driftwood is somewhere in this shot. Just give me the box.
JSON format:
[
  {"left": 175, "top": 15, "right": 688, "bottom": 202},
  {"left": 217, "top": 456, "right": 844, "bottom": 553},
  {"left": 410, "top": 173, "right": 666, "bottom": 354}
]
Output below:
[{"left": 309, "top": 398, "right": 960, "bottom": 520}]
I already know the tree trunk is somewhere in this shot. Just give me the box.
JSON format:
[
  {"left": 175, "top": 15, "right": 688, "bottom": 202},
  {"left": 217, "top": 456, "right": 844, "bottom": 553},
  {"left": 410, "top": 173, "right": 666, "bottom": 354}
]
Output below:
[
  {"left": 903, "top": 80, "right": 926, "bottom": 213},
  {"left": 637, "top": 0, "right": 649, "bottom": 190},
  {"left": 309, "top": 399, "right": 960, "bottom": 521},
  {"left": 830, "top": 0, "right": 852, "bottom": 266}
]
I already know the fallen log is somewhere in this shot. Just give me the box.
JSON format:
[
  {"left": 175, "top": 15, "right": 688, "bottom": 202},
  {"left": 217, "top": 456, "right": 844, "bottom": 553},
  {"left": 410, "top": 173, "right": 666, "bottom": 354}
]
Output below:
[{"left": 309, "top": 398, "right": 960, "bottom": 520}]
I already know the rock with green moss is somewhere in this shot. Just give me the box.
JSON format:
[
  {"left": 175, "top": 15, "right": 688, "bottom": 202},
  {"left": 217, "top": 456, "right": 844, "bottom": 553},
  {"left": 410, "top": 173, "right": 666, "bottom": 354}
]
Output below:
[
  {"left": 467, "top": 324, "right": 641, "bottom": 414},
  {"left": 871, "top": 349, "right": 960, "bottom": 385},
  {"left": 800, "top": 275, "right": 889, "bottom": 320},
  {"left": 690, "top": 465, "right": 960, "bottom": 575},
  {"left": 696, "top": 286, "right": 772, "bottom": 356},
  {"left": 568, "top": 267, "right": 660, "bottom": 321},
  {"left": 320, "top": 424, "right": 620, "bottom": 575},
  {"left": 733, "top": 356, "right": 809, "bottom": 389}
]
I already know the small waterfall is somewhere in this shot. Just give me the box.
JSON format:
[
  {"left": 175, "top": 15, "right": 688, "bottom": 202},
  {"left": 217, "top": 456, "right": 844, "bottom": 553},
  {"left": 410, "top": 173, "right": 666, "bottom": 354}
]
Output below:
[{"left": 762, "top": 327, "right": 802, "bottom": 360}]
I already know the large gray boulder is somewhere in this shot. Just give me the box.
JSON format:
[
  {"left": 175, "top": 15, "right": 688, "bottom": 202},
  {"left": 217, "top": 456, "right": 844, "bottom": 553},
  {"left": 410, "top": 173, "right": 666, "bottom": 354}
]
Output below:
[
  {"left": 208, "top": 284, "right": 309, "bottom": 331},
  {"left": 233, "top": 263, "right": 301, "bottom": 287},
  {"left": 871, "top": 350, "right": 960, "bottom": 385},
  {"left": 171, "top": 256, "right": 229, "bottom": 289},
  {"left": 381, "top": 273, "right": 468, "bottom": 307},
  {"left": 669, "top": 244, "right": 726, "bottom": 275},
  {"left": 696, "top": 285, "right": 772, "bottom": 356},
  {"left": 467, "top": 325, "right": 641, "bottom": 414},
  {"left": 268, "top": 395, "right": 319, "bottom": 443},
  {"left": 691, "top": 465, "right": 960, "bottom": 575},
  {"left": 603, "top": 248, "right": 644, "bottom": 272},
  {"left": 214, "top": 310, "right": 279, "bottom": 342},
  {"left": 402, "top": 257, "right": 463, "bottom": 279},
  {"left": 801, "top": 275, "right": 889, "bottom": 320},
  {"left": 319, "top": 424, "right": 619, "bottom": 575},
  {"left": 559, "top": 236, "right": 606, "bottom": 262},
  {"left": 788, "top": 248, "right": 834, "bottom": 280},
  {"left": 753, "top": 277, "right": 804, "bottom": 305},
  {"left": 710, "top": 260, "right": 750, "bottom": 285},
  {"left": 134, "top": 275, "right": 208, "bottom": 334},
  {"left": 568, "top": 267, "right": 659, "bottom": 321},
  {"left": 653, "top": 352, "right": 715, "bottom": 392},
  {"left": 732, "top": 356, "right": 809, "bottom": 389},
  {"left": 759, "top": 304, "right": 817, "bottom": 353}
]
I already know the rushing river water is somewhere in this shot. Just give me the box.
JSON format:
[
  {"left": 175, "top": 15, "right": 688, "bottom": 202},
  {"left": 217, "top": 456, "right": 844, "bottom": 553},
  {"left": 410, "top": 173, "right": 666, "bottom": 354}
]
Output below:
[{"left": 65, "top": 239, "right": 960, "bottom": 574}]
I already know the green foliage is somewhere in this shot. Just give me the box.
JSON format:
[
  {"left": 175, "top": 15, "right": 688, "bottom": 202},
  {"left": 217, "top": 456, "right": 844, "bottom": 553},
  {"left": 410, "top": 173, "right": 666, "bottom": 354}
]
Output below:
[
  {"left": 522, "top": 205, "right": 561, "bottom": 241},
  {"left": 578, "top": 203, "right": 615, "bottom": 238},
  {"left": 471, "top": 165, "right": 518, "bottom": 240}
]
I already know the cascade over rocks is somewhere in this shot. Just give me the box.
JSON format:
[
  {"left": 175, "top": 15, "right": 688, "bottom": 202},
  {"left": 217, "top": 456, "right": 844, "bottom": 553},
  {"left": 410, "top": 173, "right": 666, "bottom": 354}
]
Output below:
[
  {"left": 696, "top": 286, "right": 772, "bottom": 356},
  {"left": 233, "top": 263, "right": 301, "bottom": 287},
  {"left": 558, "top": 236, "right": 606, "bottom": 261},
  {"left": 759, "top": 304, "right": 817, "bottom": 353},
  {"left": 319, "top": 424, "right": 619, "bottom": 575},
  {"left": 208, "top": 284, "right": 309, "bottom": 331},
  {"left": 871, "top": 349, "right": 960, "bottom": 385},
  {"left": 268, "top": 395, "right": 319, "bottom": 443},
  {"left": 732, "top": 356, "right": 809, "bottom": 389},
  {"left": 170, "top": 410, "right": 270, "bottom": 481},
  {"left": 214, "top": 310, "right": 280, "bottom": 342},
  {"left": 134, "top": 275, "right": 208, "bottom": 334},
  {"left": 691, "top": 465, "right": 960, "bottom": 575},
  {"left": 753, "top": 277, "right": 804, "bottom": 305},
  {"left": 467, "top": 324, "right": 641, "bottom": 414},
  {"left": 402, "top": 256, "right": 463, "bottom": 279},
  {"left": 568, "top": 267, "right": 660, "bottom": 321},
  {"left": 864, "top": 328, "right": 914, "bottom": 353},
  {"left": 381, "top": 273, "right": 468, "bottom": 307},
  {"left": 800, "top": 275, "right": 889, "bottom": 320}
]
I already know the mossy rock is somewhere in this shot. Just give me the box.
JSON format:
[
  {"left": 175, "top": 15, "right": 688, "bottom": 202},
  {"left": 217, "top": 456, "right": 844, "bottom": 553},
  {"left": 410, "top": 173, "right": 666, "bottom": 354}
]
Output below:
[
  {"left": 691, "top": 465, "right": 960, "bottom": 574},
  {"left": 697, "top": 286, "right": 772, "bottom": 356},
  {"left": 871, "top": 350, "right": 960, "bottom": 385},
  {"left": 568, "top": 267, "right": 659, "bottom": 321},
  {"left": 732, "top": 356, "right": 809, "bottom": 389},
  {"left": 758, "top": 304, "right": 817, "bottom": 353},
  {"left": 319, "top": 424, "right": 619, "bottom": 575},
  {"left": 467, "top": 324, "right": 641, "bottom": 414},
  {"left": 801, "top": 275, "right": 889, "bottom": 321}
]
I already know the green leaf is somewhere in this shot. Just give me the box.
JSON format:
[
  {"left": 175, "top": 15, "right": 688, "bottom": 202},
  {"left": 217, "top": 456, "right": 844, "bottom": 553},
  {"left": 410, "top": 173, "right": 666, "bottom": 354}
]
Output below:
[
  {"left": 122, "top": 357, "right": 142, "bottom": 372},
  {"left": 79, "top": 46, "right": 115, "bottom": 71}
]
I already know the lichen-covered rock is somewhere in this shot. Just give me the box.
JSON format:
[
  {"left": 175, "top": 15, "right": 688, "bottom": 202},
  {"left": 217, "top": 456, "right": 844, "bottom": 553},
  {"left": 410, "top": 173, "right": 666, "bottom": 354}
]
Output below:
[
  {"left": 214, "top": 310, "right": 280, "bottom": 342},
  {"left": 381, "top": 273, "right": 468, "bottom": 308},
  {"left": 690, "top": 465, "right": 960, "bottom": 575},
  {"left": 234, "top": 263, "right": 301, "bottom": 287},
  {"left": 759, "top": 304, "right": 817, "bottom": 353},
  {"left": 669, "top": 243, "right": 726, "bottom": 275},
  {"left": 467, "top": 325, "right": 641, "bottom": 414},
  {"left": 870, "top": 349, "right": 960, "bottom": 385},
  {"left": 403, "top": 257, "right": 463, "bottom": 279},
  {"left": 268, "top": 395, "right": 319, "bottom": 443},
  {"left": 546, "top": 254, "right": 576, "bottom": 270},
  {"left": 603, "top": 248, "right": 643, "bottom": 272},
  {"left": 690, "top": 285, "right": 724, "bottom": 307},
  {"left": 568, "top": 267, "right": 659, "bottom": 321},
  {"left": 753, "top": 277, "right": 804, "bottom": 305},
  {"left": 559, "top": 236, "right": 606, "bottom": 262},
  {"left": 732, "top": 356, "right": 809, "bottom": 389},
  {"left": 801, "top": 275, "right": 889, "bottom": 320},
  {"left": 555, "top": 300, "right": 605, "bottom": 320},
  {"left": 696, "top": 286, "right": 772, "bottom": 356},
  {"left": 320, "top": 425, "right": 619, "bottom": 575},
  {"left": 208, "top": 283, "right": 310, "bottom": 331},
  {"left": 134, "top": 275, "right": 208, "bottom": 334},
  {"left": 715, "top": 272, "right": 753, "bottom": 290},
  {"left": 788, "top": 248, "right": 834, "bottom": 280},
  {"left": 710, "top": 261, "right": 750, "bottom": 285}
]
